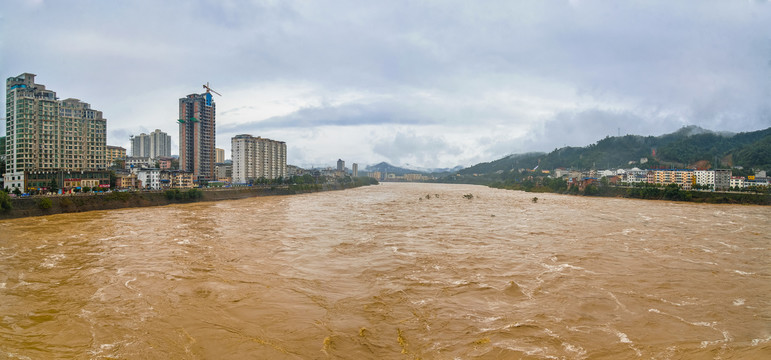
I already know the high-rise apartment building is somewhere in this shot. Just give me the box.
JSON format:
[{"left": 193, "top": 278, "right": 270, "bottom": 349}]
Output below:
[
  {"left": 178, "top": 92, "right": 216, "bottom": 181},
  {"left": 232, "top": 134, "right": 287, "bottom": 183},
  {"left": 352, "top": 163, "right": 358, "bottom": 177},
  {"left": 4, "top": 73, "right": 107, "bottom": 190},
  {"left": 215, "top": 148, "right": 225, "bottom": 163},
  {"left": 131, "top": 129, "right": 171, "bottom": 159},
  {"left": 337, "top": 159, "right": 345, "bottom": 172}
]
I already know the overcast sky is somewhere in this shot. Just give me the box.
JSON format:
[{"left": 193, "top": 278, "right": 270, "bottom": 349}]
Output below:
[{"left": 2, "top": 0, "right": 770, "bottom": 169}]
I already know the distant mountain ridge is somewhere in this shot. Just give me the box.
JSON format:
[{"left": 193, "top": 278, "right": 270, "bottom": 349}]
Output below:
[
  {"left": 364, "top": 162, "right": 463, "bottom": 175},
  {"left": 460, "top": 126, "right": 771, "bottom": 175}
]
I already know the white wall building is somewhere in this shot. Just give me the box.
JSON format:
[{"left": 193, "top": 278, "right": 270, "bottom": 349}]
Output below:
[
  {"left": 624, "top": 168, "right": 648, "bottom": 184},
  {"left": 136, "top": 168, "right": 161, "bottom": 190},
  {"left": 125, "top": 156, "right": 152, "bottom": 169},
  {"left": 694, "top": 170, "right": 715, "bottom": 189},
  {"left": 232, "top": 134, "right": 287, "bottom": 184},
  {"left": 730, "top": 176, "right": 746, "bottom": 189}
]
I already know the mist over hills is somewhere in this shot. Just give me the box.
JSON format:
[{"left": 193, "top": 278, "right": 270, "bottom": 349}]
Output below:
[
  {"left": 460, "top": 126, "right": 771, "bottom": 175},
  {"left": 359, "top": 126, "right": 770, "bottom": 176},
  {"left": 364, "top": 162, "right": 463, "bottom": 176}
]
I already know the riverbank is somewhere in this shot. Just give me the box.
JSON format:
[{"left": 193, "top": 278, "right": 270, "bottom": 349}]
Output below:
[
  {"left": 0, "top": 183, "right": 371, "bottom": 220},
  {"left": 490, "top": 182, "right": 771, "bottom": 205}
]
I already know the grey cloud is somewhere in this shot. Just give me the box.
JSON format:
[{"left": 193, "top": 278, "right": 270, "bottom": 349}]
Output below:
[
  {"left": 526, "top": 109, "right": 686, "bottom": 151},
  {"left": 218, "top": 101, "right": 432, "bottom": 134},
  {"left": 372, "top": 132, "right": 462, "bottom": 166},
  {"left": 3, "top": 0, "right": 770, "bottom": 168}
]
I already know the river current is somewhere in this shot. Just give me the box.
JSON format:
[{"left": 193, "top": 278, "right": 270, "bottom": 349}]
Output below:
[{"left": 0, "top": 183, "right": 769, "bottom": 359}]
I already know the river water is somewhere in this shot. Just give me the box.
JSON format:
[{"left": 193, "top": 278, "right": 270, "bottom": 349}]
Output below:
[{"left": 0, "top": 183, "right": 769, "bottom": 359}]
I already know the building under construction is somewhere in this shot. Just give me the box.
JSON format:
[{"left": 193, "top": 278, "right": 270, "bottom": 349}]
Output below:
[{"left": 178, "top": 86, "right": 218, "bottom": 182}]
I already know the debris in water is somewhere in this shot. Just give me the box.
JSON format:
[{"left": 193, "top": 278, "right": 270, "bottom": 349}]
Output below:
[
  {"left": 322, "top": 336, "right": 332, "bottom": 351},
  {"left": 474, "top": 337, "right": 491, "bottom": 345},
  {"left": 397, "top": 328, "right": 408, "bottom": 354}
]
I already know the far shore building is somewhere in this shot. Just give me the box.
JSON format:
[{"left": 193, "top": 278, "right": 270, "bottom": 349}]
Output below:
[
  {"left": 160, "top": 170, "right": 194, "bottom": 189},
  {"left": 136, "top": 168, "right": 161, "bottom": 190},
  {"left": 106, "top": 146, "right": 127, "bottom": 166},
  {"left": 115, "top": 172, "right": 141, "bottom": 190},
  {"left": 24, "top": 170, "right": 110, "bottom": 193},
  {"left": 178, "top": 91, "right": 216, "bottom": 182},
  {"left": 125, "top": 156, "right": 152, "bottom": 169},
  {"left": 650, "top": 169, "right": 694, "bottom": 190},
  {"left": 215, "top": 162, "right": 232, "bottom": 183},
  {"left": 232, "top": 134, "right": 287, "bottom": 184},
  {"left": 368, "top": 171, "right": 382, "bottom": 181},
  {"left": 216, "top": 148, "right": 225, "bottom": 163},
  {"left": 131, "top": 129, "right": 171, "bottom": 159},
  {"left": 157, "top": 156, "right": 174, "bottom": 170},
  {"left": 4, "top": 73, "right": 107, "bottom": 191},
  {"left": 694, "top": 169, "right": 732, "bottom": 191}
]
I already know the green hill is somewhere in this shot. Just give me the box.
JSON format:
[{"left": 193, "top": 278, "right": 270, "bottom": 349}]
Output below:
[{"left": 460, "top": 126, "right": 771, "bottom": 175}]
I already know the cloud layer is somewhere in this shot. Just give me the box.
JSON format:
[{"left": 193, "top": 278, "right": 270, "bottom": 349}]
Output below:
[{"left": 2, "top": 0, "right": 770, "bottom": 168}]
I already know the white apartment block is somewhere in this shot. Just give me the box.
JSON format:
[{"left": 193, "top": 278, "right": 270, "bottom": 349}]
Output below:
[
  {"left": 4, "top": 73, "right": 107, "bottom": 190},
  {"left": 136, "top": 168, "right": 161, "bottom": 190},
  {"left": 694, "top": 169, "right": 732, "bottom": 191},
  {"left": 694, "top": 170, "right": 715, "bottom": 189},
  {"left": 232, "top": 134, "right": 287, "bottom": 183},
  {"left": 730, "top": 176, "right": 746, "bottom": 189},
  {"left": 624, "top": 168, "right": 648, "bottom": 184}
]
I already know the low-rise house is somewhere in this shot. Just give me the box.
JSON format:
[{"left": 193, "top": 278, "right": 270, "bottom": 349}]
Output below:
[
  {"left": 730, "top": 176, "right": 746, "bottom": 189},
  {"left": 136, "top": 168, "right": 161, "bottom": 190},
  {"left": 116, "top": 173, "right": 141, "bottom": 190},
  {"left": 157, "top": 157, "right": 174, "bottom": 170},
  {"left": 24, "top": 170, "right": 110, "bottom": 193},
  {"left": 126, "top": 156, "right": 152, "bottom": 169},
  {"left": 160, "top": 170, "right": 194, "bottom": 189},
  {"left": 215, "top": 163, "right": 232, "bottom": 183}
]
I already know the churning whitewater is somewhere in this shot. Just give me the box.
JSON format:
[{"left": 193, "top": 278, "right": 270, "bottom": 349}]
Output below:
[{"left": 1, "top": 183, "right": 769, "bottom": 359}]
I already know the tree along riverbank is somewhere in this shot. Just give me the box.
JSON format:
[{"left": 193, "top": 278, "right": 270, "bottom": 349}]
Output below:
[
  {"left": 488, "top": 179, "right": 771, "bottom": 205},
  {"left": 0, "top": 181, "right": 377, "bottom": 220}
]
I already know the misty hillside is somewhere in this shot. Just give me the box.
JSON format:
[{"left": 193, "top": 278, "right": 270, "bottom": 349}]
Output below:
[
  {"left": 364, "top": 162, "right": 420, "bottom": 176},
  {"left": 461, "top": 126, "right": 771, "bottom": 174}
]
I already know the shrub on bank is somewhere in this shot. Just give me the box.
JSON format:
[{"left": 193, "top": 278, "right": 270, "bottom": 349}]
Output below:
[
  {"left": 164, "top": 188, "right": 203, "bottom": 201},
  {"left": 0, "top": 191, "right": 12, "bottom": 213},
  {"left": 37, "top": 198, "right": 53, "bottom": 210}
]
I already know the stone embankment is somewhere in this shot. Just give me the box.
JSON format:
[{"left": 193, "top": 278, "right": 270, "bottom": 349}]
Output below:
[{"left": 0, "top": 184, "right": 355, "bottom": 220}]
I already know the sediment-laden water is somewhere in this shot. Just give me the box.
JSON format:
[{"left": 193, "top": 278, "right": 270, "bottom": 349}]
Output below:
[{"left": 1, "top": 183, "right": 769, "bottom": 359}]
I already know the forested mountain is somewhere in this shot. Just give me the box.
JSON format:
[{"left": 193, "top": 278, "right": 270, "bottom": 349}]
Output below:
[
  {"left": 460, "top": 126, "right": 771, "bottom": 175},
  {"left": 365, "top": 162, "right": 420, "bottom": 176}
]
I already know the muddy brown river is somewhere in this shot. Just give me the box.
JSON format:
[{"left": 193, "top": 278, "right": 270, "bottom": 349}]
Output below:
[{"left": 1, "top": 183, "right": 769, "bottom": 359}]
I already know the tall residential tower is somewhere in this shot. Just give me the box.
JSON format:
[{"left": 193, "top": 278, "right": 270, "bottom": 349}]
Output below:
[
  {"left": 178, "top": 91, "right": 216, "bottom": 181},
  {"left": 4, "top": 73, "right": 107, "bottom": 190},
  {"left": 232, "top": 134, "right": 287, "bottom": 184},
  {"left": 131, "top": 129, "right": 171, "bottom": 159}
]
